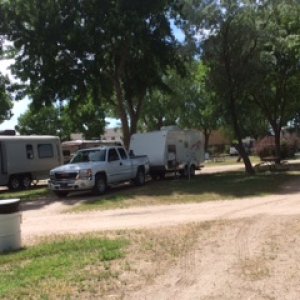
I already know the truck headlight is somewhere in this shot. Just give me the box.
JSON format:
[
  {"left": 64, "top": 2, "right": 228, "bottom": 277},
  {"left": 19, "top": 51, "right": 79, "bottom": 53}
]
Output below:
[{"left": 76, "top": 169, "right": 93, "bottom": 180}]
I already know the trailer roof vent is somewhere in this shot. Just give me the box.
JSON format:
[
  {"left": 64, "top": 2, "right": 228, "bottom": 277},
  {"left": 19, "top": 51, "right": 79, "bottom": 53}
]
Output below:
[{"left": 0, "top": 130, "right": 16, "bottom": 136}]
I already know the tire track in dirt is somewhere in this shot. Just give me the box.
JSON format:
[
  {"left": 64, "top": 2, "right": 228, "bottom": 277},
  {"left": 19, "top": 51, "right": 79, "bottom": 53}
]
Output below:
[{"left": 125, "top": 215, "right": 300, "bottom": 300}]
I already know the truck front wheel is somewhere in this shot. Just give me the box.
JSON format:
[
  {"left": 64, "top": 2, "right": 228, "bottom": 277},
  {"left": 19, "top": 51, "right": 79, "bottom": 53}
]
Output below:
[
  {"left": 93, "top": 174, "right": 107, "bottom": 195},
  {"left": 135, "top": 168, "right": 145, "bottom": 186}
]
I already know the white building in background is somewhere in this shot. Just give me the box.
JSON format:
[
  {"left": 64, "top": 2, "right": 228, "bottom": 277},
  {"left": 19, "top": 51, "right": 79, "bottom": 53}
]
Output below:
[{"left": 101, "top": 128, "right": 123, "bottom": 142}]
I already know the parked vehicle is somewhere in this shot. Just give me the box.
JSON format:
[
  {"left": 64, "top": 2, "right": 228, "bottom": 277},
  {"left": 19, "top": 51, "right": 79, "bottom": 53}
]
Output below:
[
  {"left": 49, "top": 145, "right": 149, "bottom": 197},
  {"left": 0, "top": 135, "right": 63, "bottom": 190},
  {"left": 61, "top": 140, "right": 122, "bottom": 164},
  {"left": 129, "top": 126, "right": 205, "bottom": 179}
]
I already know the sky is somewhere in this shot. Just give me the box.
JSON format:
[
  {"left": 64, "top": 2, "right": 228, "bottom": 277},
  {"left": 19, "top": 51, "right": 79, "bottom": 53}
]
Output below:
[{"left": 0, "top": 23, "right": 185, "bottom": 131}]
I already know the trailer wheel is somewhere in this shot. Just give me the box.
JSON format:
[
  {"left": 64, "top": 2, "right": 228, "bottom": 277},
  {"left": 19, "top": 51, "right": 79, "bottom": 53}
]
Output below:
[
  {"left": 159, "top": 172, "right": 166, "bottom": 180},
  {"left": 150, "top": 173, "right": 159, "bottom": 180},
  {"left": 93, "top": 174, "right": 107, "bottom": 195},
  {"left": 21, "top": 174, "right": 32, "bottom": 189},
  {"left": 135, "top": 167, "right": 145, "bottom": 186},
  {"left": 54, "top": 191, "right": 69, "bottom": 198},
  {"left": 8, "top": 176, "right": 21, "bottom": 191},
  {"left": 180, "top": 166, "right": 189, "bottom": 177},
  {"left": 189, "top": 165, "right": 196, "bottom": 177}
]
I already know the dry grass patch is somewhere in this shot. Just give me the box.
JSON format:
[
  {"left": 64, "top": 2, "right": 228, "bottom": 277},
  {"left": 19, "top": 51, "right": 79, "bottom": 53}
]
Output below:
[
  {"left": 0, "top": 222, "right": 221, "bottom": 299},
  {"left": 240, "top": 257, "right": 270, "bottom": 281}
]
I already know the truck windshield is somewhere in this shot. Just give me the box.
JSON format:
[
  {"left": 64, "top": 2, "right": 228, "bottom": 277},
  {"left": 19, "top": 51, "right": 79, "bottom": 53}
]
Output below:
[{"left": 70, "top": 149, "right": 106, "bottom": 163}]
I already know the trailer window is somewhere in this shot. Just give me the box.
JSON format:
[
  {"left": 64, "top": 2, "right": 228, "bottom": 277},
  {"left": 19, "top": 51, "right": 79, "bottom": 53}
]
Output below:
[
  {"left": 26, "top": 144, "right": 34, "bottom": 159},
  {"left": 38, "top": 144, "right": 53, "bottom": 158}
]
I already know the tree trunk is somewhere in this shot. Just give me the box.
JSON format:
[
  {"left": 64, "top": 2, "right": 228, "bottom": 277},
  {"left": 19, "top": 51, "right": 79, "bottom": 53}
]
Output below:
[
  {"left": 222, "top": 24, "right": 255, "bottom": 175},
  {"left": 204, "top": 128, "right": 211, "bottom": 153},
  {"left": 113, "top": 74, "right": 130, "bottom": 149},
  {"left": 274, "top": 127, "right": 281, "bottom": 164},
  {"left": 230, "top": 98, "right": 255, "bottom": 175},
  {"left": 130, "top": 114, "right": 138, "bottom": 137},
  {"left": 129, "top": 93, "right": 145, "bottom": 136}
]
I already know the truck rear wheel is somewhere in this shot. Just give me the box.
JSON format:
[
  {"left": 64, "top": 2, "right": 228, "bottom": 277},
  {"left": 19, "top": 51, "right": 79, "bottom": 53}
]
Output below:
[
  {"left": 8, "top": 176, "right": 21, "bottom": 191},
  {"left": 135, "top": 168, "right": 145, "bottom": 186},
  {"left": 93, "top": 174, "right": 107, "bottom": 195}
]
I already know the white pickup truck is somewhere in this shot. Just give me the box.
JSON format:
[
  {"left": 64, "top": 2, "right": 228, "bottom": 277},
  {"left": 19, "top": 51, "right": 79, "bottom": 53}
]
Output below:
[{"left": 48, "top": 146, "right": 149, "bottom": 197}]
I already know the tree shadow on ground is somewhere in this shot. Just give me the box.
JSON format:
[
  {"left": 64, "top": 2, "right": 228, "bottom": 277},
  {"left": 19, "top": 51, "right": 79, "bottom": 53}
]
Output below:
[
  {"left": 80, "top": 171, "right": 300, "bottom": 209},
  {"left": 18, "top": 170, "right": 300, "bottom": 212}
]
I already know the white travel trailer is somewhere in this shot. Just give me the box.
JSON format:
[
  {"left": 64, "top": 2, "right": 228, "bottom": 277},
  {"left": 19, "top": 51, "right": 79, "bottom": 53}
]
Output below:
[
  {"left": 129, "top": 126, "right": 205, "bottom": 179},
  {"left": 0, "top": 136, "right": 63, "bottom": 190}
]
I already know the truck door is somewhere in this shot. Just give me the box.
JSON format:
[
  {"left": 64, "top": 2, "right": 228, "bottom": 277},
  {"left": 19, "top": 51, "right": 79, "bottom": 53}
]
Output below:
[
  {"left": 167, "top": 144, "right": 177, "bottom": 170},
  {"left": 107, "top": 148, "right": 122, "bottom": 183},
  {"left": 117, "top": 147, "right": 133, "bottom": 179}
]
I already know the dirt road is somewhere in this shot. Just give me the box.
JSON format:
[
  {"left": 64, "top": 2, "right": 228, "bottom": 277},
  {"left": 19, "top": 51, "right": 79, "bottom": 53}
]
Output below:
[
  {"left": 20, "top": 165, "right": 300, "bottom": 299},
  {"left": 21, "top": 164, "right": 300, "bottom": 243}
]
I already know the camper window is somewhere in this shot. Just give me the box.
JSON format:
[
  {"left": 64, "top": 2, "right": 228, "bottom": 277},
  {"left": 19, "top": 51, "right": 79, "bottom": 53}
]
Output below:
[
  {"left": 26, "top": 144, "right": 34, "bottom": 159},
  {"left": 38, "top": 144, "right": 54, "bottom": 158}
]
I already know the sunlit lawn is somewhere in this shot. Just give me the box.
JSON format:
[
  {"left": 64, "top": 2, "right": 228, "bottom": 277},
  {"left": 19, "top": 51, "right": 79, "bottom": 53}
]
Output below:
[
  {"left": 0, "top": 187, "right": 49, "bottom": 202},
  {"left": 0, "top": 235, "right": 128, "bottom": 299}
]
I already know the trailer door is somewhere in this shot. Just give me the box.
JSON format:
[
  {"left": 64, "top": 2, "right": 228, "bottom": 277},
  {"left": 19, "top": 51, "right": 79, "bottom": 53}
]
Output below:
[
  {"left": 0, "top": 142, "right": 8, "bottom": 185},
  {"left": 0, "top": 142, "right": 7, "bottom": 174},
  {"left": 167, "top": 144, "right": 176, "bottom": 169}
]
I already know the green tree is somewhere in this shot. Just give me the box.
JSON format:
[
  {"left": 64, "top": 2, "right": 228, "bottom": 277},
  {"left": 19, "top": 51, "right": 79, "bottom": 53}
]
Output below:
[
  {"left": 142, "top": 89, "right": 180, "bottom": 131},
  {"left": 63, "top": 96, "right": 106, "bottom": 140},
  {"left": 0, "top": 37, "right": 13, "bottom": 124},
  {"left": 0, "top": 75, "right": 13, "bottom": 124},
  {"left": 16, "top": 99, "right": 106, "bottom": 140},
  {"left": 2, "top": 0, "right": 184, "bottom": 147},
  {"left": 140, "top": 68, "right": 186, "bottom": 131},
  {"left": 141, "top": 62, "right": 221, "bottom": 152},
  {"left": 16, "top": 105, "right": 65, "bottom": 137},
  {"left": 249, "top": 0, "right": 300, "bottom": 162},
  {"left": 183, "top": 1, "right": 259, "bottom": 174},
  {"left": 178, "top": 63, "right": 221, "bottom": 152}
]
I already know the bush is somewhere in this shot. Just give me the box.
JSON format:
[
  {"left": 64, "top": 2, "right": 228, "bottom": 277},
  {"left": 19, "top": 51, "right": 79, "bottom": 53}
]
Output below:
[{"left": 255, "top": 136, "right": 298, "bottom": 160}]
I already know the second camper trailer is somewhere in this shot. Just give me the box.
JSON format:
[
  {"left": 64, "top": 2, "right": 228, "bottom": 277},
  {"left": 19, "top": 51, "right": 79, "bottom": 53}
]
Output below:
[
  {"left": 129, "top": 126, "right": 205, "bottom": 179},
  {"left": 0, "top": 135, "right": 63, "bottom": 190}
]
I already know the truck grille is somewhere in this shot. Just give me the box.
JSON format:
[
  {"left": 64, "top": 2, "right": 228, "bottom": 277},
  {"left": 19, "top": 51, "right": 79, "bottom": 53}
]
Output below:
[{"left": 54, "top": 172, "right": 78, "bottom": 180}]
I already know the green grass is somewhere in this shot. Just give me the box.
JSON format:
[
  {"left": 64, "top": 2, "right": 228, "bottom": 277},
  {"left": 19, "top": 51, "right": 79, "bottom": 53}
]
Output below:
[
  {"left": 0, "top": 187, "right": 49, "bottom": 202},
  {"left": 72, "top": 171, "right": 299, "bottom": 212},
  {"left": 0, "top": 236, "right": 128, "bottom": 299}
]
